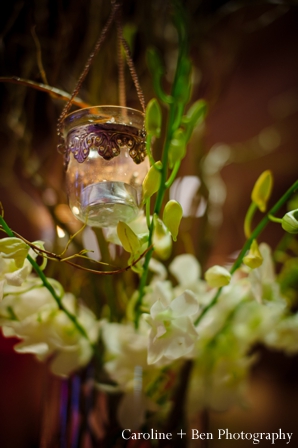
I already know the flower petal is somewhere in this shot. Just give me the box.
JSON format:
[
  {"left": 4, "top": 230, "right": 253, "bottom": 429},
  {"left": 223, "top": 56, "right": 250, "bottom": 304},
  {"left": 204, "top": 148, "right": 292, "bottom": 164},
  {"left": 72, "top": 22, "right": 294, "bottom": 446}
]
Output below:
[
  {"left": 170, "top": 290, "right": 199, "bottom": 318},
  {"left": 169, "top": 254, "right": 201, "bottom": 286},
  {"left": 5, "top": 265, "right": 30, "bottom": 286}
]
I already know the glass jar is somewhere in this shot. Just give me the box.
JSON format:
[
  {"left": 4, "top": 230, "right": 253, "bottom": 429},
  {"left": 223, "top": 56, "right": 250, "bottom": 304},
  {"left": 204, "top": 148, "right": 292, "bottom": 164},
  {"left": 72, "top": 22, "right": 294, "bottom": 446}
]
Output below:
[{"left": 63, "top": 106, "right": 149, "bottom": 227}]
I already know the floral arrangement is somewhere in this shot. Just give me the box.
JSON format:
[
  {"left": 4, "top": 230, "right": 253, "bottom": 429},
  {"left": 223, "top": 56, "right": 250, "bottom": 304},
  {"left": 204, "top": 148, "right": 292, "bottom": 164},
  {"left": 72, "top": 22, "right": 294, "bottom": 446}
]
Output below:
[{"left": 0, "top": 1, "right": 298, "bottom": 446}]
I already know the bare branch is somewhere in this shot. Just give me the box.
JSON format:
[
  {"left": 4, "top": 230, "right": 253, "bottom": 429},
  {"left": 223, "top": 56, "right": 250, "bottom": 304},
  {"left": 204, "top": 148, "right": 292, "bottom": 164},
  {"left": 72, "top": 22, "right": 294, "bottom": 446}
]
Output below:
[
  {"left": 0, "top": 77, "right": 90, "bottom": 108},
  {"left": 0, "top": 224, "right": 152, "bottom": 275}
]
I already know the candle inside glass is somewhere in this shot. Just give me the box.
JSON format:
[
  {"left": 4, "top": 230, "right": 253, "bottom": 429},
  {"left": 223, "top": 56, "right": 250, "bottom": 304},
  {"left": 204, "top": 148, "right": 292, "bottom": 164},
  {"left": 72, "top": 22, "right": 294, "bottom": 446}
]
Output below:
[{"left": 64, "top": 107, "right": 149, "bottom": 227}]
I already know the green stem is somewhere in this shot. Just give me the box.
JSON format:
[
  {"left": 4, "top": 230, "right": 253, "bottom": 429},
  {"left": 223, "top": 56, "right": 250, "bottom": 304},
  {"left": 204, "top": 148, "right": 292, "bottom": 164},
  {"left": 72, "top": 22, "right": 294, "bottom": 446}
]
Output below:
[
  {"left": 28, "top": 254, "right": 90, "bottom": 340},
  {"left": 153, "top": 9, "right": 188, "bottom": 216},
  {"left": 134, "top": 97, "right": 180, "bottom": 329},
  {"left": 153, "top": 75, "right": 173, "bottom": 106},
  {"left": 171, "top": 102, "right": 184, "bottom": 131},
  {"left": 134, "top": 246, "right": 154, "bottom": 328},
  {"left": 0, "top": 215, "right": 91, "bottom": 343},
  {"left": 145, "top": 198, "right": 151, "bottom": 229},
  {"left": 134, "top": 5, "right": 189, "bottom": 327},
  {"left": 154, "top": 105, "right": 176, "bottom": 215},
  {"left": 268, "top": 214, "right": 283, "bottom": 224},
  {"left": 195, "top": 179, "right": 298, "bottom": 326},
  {"left": 244, "top": 202, "right": 257, "bottom": 238},
  {"left": 165, "top": 161, "right": 181, "bottom": 189}
]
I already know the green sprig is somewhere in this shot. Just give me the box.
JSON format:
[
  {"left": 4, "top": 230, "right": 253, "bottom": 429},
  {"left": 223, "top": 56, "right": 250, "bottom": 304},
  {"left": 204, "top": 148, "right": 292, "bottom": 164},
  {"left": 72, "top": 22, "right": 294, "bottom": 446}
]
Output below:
[
  {"left": 195, "top": 179, "right": 298, "bottom": 326},
  {"left": 134, "top": 1, "right": 202, "bottom": 328}
]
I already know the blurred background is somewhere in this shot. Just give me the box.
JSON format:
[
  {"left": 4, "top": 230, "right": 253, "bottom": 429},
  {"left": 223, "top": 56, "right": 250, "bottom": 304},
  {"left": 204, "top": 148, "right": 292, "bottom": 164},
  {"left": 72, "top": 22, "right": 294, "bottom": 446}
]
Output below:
[{"left": 0, "top": 0, "right": 298, "bottom": 446}]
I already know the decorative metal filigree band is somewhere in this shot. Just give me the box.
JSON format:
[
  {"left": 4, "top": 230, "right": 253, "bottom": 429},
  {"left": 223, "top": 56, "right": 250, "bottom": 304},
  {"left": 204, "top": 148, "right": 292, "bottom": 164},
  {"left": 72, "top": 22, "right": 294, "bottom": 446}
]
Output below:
[{"left": 64, "top": 123, "right": 146, "bottom": 169}]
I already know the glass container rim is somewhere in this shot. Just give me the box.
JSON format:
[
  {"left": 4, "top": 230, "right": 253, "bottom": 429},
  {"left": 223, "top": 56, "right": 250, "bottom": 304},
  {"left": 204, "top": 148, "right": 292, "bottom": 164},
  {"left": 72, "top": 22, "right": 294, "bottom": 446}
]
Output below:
[{"left": 63, "top": 105, "right": 145, "bottom": 134}]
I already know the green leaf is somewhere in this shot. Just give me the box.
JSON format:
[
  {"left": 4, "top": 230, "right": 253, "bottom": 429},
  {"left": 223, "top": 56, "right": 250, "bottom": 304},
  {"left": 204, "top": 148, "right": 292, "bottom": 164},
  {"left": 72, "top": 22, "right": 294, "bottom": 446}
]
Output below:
[
  {"left": 117, "top": 222, "right": 141, "bottom": 254},
  {"left": 163, "top": 200, "right": 183, "bottom": 241},
  {"left": 142, "top": 161, "right": 162, "bottom": 202},
  {"left": 145, "top": 98, "right": 162, "bottom": 138}
]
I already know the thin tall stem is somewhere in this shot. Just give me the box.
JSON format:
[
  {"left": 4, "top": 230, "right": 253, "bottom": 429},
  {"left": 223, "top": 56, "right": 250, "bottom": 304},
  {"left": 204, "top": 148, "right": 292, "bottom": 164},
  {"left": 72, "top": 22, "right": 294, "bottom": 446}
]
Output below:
[
  {"left": 195, "top": 179, "right": 298, "bottom": 326},
  {"left": 134, "top": 3, "right": 189, "bottom": 327}
]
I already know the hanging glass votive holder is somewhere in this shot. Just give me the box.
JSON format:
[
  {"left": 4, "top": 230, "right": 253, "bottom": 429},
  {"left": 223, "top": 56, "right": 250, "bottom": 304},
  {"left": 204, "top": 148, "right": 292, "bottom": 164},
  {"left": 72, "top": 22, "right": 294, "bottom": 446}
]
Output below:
[{"left": 63, "top": 106, "right": 149, "bottom": 227}]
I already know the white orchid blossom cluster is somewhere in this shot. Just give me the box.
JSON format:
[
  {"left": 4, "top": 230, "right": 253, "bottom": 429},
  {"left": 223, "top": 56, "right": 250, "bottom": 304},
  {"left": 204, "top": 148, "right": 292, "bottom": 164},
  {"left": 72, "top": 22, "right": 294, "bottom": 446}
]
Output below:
[
  {"left": 99, "top": 224, "right": 296, "bottom": 426},
  {"left": 1, "top": 203, "right": 298, "bottom": 428},
  {"left": 0, "top": 237, "right": 101, "bottom": 377}
]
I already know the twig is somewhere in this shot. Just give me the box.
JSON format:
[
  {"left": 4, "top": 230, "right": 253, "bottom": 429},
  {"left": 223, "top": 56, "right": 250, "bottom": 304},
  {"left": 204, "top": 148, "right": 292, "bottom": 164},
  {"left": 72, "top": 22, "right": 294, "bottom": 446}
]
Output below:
[
  {"left": 0, "top": 77, "right": 89, "bottom": 108},
  {"left": 0, "top": 221, "right": 152, "bottom": 275}
]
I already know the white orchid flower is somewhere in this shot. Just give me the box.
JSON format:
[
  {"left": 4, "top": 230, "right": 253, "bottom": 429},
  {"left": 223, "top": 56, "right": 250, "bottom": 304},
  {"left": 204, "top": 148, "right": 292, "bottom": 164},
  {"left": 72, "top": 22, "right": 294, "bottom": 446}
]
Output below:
[
  {"left": 169, "top": 254, "right": 201, "bottom": 287},
  {"left": 0, "top": 237, "right": 46, "bottom": 301},
  {"left": 146, "top": 290, "right": 199, "bottom": 366},
  {"left": 102, "top": 320, "right": 151, "bottom": 390},
  {"left": 1, "top": 287, "right": 101, "bottom": 377}
]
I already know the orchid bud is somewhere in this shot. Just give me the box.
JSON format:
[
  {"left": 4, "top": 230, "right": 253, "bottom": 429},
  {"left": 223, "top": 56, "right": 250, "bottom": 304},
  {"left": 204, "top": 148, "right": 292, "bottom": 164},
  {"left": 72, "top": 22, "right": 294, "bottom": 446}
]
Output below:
[
  {"left": 251, "top": 170, "right": 273, "bottom": 212},
  {"left": 142, "top": 161, "right": 162, "bottom": 202},
  {"left": 152, "top": 215, "right": 172, "bottom": 260},
  {"left": 204, "top": 265, "right": 231, "bottom": 288},
  {"left": 243, "top": 239, "right": 263, "bottom": 269},
  {"left": 117, "top": 221, "right": 141, "bottom": 254},
  {"left": 282, "top": 209, "right": 298, "bottom": 234},
  {"left": 163, "top": 200, "right": 183, "bottom": 241},
  {"left": 145, "top": 98, "right": 162, "bottom": 138}
]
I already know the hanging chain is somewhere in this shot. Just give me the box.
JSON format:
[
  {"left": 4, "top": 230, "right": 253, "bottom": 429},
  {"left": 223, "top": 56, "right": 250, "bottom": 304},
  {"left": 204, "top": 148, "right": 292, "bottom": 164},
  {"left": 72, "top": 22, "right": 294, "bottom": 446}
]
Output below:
[
  {"left": 57, "top": 1, "right": 120, "bottom": 154},
  {"left": 116, "top": 10, "right": 126, "bottom": 108},
  {"left": 57, "top": 0, "right": 146, "bottom": 155},
  {"left": 116, "top": 20, "right": 146, "bottom": 115}
]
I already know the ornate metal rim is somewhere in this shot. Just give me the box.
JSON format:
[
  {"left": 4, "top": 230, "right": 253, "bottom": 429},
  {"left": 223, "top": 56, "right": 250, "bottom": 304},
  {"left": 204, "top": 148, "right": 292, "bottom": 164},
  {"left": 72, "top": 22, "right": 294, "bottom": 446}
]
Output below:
[{"left": 64, "top": 122, "right": 147, "bottom": 169}]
